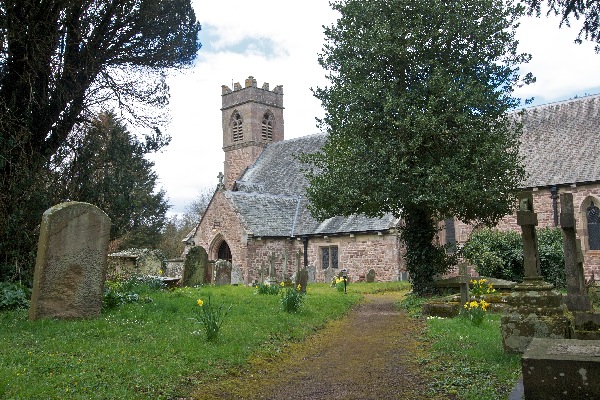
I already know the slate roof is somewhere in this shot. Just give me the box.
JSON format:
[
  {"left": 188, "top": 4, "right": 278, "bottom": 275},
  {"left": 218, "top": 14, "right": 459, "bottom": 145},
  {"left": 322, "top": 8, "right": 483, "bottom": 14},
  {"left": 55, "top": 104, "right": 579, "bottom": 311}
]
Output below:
[
  {"left": 518, "top": 94, "right": 600, "bottom": 188},
  {"left": 228, "top": 134, "right": 398, "bottom": 237}
]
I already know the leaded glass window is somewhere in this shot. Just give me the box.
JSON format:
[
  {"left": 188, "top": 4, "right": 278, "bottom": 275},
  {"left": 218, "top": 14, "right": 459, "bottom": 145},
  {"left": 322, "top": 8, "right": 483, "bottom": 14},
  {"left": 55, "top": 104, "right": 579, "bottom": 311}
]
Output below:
[
  {"left": 321, "top": 246, "right": 339, "bottom": 269},
  {"left": 587, "top": 201, "right": 600, "bottom": 250}
]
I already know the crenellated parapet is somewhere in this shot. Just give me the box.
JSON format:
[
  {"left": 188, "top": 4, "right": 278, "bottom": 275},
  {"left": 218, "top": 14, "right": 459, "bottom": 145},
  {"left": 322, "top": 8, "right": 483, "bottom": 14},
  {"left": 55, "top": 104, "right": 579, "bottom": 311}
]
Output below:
[{"left": 221, "top": 75, "right": 284, "bottom": 110}]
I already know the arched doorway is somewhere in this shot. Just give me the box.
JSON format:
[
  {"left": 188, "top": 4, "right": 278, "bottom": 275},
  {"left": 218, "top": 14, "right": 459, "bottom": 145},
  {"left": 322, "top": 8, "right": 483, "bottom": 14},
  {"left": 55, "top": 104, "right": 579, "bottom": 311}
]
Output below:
[{"left": 218, "top": 241, "right": 232, "bottom": 263}]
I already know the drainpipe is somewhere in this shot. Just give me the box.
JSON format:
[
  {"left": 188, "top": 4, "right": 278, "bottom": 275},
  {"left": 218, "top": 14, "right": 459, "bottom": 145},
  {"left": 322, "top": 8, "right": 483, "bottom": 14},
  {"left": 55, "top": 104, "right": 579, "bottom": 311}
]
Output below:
[
  {"left": 302, "top": 236, "right": 309, "bottom": 268},
  {"left": 550, "top": 186, "right": 558, "bottom": 227}
]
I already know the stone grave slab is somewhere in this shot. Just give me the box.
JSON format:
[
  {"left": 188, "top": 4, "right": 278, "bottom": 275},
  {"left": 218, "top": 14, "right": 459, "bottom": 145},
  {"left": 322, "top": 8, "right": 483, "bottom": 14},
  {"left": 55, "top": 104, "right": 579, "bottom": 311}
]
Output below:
[
  {"left": 29, "top": 202, "right": 111, "bottom": 320},
  {"left": 522, "top": 338, "right": 600, "bottom": 399}
]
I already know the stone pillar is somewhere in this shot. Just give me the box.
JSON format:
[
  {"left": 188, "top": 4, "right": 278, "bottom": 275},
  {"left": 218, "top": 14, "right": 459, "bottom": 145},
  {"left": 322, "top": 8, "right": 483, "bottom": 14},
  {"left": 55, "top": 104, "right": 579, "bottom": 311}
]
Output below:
[
  {"left": 500, "top": 192, "right": 573, "bottom": 353},
  {"left": 560, "top": 192, "right": 592, "bottom": 312}
]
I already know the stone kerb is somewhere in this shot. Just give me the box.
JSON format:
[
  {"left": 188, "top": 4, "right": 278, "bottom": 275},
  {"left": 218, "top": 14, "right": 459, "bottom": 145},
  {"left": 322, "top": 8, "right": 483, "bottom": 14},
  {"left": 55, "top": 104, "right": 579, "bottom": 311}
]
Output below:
[{"left": 29, "top": 202, "right": 111, "bottom": 320}]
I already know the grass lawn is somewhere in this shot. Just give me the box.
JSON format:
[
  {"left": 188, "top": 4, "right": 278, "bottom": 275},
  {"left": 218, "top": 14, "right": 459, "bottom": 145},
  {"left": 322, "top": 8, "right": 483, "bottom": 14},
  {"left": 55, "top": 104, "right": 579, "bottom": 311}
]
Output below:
[
  {"left": 0, "top": 282, "right": 370, "bottom": 399},
  {"left": 1, "top": 280, "right": 522, "bottom": 399}
]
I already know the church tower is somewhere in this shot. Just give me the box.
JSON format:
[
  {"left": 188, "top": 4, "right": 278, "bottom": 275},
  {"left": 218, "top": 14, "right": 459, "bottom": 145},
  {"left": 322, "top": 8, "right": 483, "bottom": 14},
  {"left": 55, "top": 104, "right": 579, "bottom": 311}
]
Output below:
[{"left": 221, "top": 76, "right": 284, "bottom": 189}]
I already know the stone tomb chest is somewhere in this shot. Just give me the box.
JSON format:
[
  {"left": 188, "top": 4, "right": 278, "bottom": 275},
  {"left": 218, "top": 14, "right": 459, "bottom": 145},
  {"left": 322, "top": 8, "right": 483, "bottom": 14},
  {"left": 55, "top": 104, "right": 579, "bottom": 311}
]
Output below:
[{"left": 522, "top": 338, "right": 600, "bottom": 399}]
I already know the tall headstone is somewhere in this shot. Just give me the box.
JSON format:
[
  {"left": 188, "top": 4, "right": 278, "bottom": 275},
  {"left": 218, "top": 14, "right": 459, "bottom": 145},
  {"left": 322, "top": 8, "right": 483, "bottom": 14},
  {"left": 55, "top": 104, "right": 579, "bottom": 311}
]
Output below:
[
  {"left": 500, "top": 192, "right": 572, "bottom": 353},
  {"left": 295, "top": 268, "right": 308, "bottom": 293},
  {"left": 29, "top": 202, "right": 111, "bottom": 320},
  {"left": 259, "top": 262, "right": 266, "bottom": 284},
  {"left": 182, "top": 246, "right": 208, "bottom": 286},
  {"left": 560, "top": 192, "right": 592, "bottom": 311},
  {"left": 231, "top": 264, "right": 243, "bottom": 285},
  {"left": 267, "top": 252, "right": 278, "bottom": 285},
  {"left": 307, "top": 264, "right": 316, "bottom": 283}
]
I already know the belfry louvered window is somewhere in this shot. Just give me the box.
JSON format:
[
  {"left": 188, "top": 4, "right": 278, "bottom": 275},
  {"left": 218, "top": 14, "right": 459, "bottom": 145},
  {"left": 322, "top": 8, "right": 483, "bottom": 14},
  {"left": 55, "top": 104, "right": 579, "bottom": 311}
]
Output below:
[
  {"left": 231, "top": 112, "right": 243, "bottom": 142},
  {"left": 261, "top": 112, "right": 274, "bottom": 141}
]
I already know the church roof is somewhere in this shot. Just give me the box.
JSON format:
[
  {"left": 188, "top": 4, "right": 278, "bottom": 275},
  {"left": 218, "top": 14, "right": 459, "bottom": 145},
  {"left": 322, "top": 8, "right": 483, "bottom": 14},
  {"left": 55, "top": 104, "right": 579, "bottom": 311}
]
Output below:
[
  {"left": 519, "top": 94, "right": 600, "bottom": 188},
  {"left": 227, "top": 134, "right": 398, "bottom": 237}
]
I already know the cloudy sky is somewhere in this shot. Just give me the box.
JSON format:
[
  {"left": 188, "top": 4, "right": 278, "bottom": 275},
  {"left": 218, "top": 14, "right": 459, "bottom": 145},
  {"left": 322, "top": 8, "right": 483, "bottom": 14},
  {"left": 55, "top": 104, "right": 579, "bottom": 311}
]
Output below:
[{"left": 149, "top": 1, "right": 600, "bottom": 215}]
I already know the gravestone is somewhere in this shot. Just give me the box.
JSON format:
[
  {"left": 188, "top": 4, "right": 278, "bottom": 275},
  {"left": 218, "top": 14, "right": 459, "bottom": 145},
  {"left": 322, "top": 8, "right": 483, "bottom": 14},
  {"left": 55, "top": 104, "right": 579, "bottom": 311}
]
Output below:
[
  {"left": 182, "top": 246, "right": 208, "bottom": 286},
  {"left": 366, "top": 268, "right": 376, "bottom": 283},
  {"left": 522, "top": 338, "right": 600, "bottom": 399},
  {"left": 231, "top": 264, "right": 243, "bottom": 285},
  {"left": 267, "top": 253, "right": 278, "bottom": 285},
  {"left": 560, "top": 193, "right": 592, "bottom": 311},
  {"left": 323, "top": 267, "right": 336, "bottom": 284},
  {"left": 501, "top": 192, "right": 572, "bottom": 353},
  {"left": 214, "top": 260, "right": 232, "bottom": 285},
  {"left": 295, "top": 268, "right": 308, "bottom": 293},
  {"left": 281, "top": 251, "right": 289, "bottom": 280},
  {"left": 307, "top": 264, "right": 316, "bottom": 283},
  {"left": 29, "top": 202, "right": 111, "bottom": 320},
  {"left": 259, "top": 262, "right": 266, "bottom": 284},
  {"left": 458, "top": 263, "right": 470, "bottom": 306}
]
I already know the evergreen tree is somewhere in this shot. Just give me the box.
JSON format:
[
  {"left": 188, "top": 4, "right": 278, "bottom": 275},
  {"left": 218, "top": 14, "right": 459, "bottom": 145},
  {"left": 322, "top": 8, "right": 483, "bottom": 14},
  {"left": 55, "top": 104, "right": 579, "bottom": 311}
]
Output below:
[
  {"left": 53, "top": 112, "right": 170, "bottom": 250},
  {"left": 302, "top": 0, "right": 532, "bottom": 295}
]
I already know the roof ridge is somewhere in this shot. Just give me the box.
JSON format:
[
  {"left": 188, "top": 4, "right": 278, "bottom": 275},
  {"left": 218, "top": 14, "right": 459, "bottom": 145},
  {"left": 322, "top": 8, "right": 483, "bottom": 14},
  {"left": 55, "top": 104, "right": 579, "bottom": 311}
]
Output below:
[{"left": 521, "top": 93, "right": 600, "bottom": 110}]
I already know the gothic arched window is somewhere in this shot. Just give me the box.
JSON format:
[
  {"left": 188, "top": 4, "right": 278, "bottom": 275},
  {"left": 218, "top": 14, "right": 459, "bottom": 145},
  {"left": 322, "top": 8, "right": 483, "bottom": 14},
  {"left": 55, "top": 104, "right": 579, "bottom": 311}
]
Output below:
[
  {"left": 231, "top": 112, "right": 243, "bottom": 142},
  {"left": 587, "top": 201, "right": 600, "bottom": 250},
  {"left": 261, "top": 111, "right": 274, "bottom": 141}
]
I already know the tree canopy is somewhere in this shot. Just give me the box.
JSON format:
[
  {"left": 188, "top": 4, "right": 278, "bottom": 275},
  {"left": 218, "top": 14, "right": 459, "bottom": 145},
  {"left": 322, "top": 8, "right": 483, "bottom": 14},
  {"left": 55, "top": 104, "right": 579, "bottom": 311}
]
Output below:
[
  {"left": 523, "top": 0, "right": 600, "bottom": 51},
  {"left": 0, "top": 0, "right": 201, "bottom": 282},
  {"left": 302, "top": 0, "right": 532, "bottom": 294}
]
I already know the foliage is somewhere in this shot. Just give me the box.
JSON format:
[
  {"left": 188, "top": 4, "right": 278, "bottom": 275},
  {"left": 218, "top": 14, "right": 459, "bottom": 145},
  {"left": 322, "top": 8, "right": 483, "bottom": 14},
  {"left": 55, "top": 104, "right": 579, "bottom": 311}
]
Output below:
[
  {"left": 102, "top": 275, "right": 165, "bottom": 310},
  {"left": 422, "top": 313, "right": 521, "bottom": 399},
  {"left": 0, "top": 281, "right": 30, "bottom": 310},
  {"left": 331, "top": 276, "right": 347, "bottom": 292},
  {"left": 302, "top": 0, "right": 532, "bottom": 295},
  {"left": 462, "top": 299, "right": 490, "bottom": 326},
  {"left": 523, "top": 0, "right": 600, "bottom": 51},
  {"left": 193, "top": 295, "right": 232, "bottom": 342},
  {"left": 0, "top": 284, "right": 360, "bottom": 398},
  {"left": 0, "top": 0, "right": 200, "bottom": 282},
  {"left": 256, "top": 283, "right": 281, "bottom": 295},
  {"left": 463, "top": 227, "right": 566, "bottom": 287},
  {"left": 537, "top": 227, "right": 566, "bottom": 288},
  {"left": 398, "top": 292, "right": 433, "bottom": 319},
  {"left": 51, "top": 112, "right": 171, "bottom": 250},
  {"left": 280, "top": 284, "right": 305, "bottom": 313},
  {"left": 462, "top": 228, "right": 524, "bottom": 282},
  {"left": 470, "top": 278, "right": 497, "bottom": 296}
]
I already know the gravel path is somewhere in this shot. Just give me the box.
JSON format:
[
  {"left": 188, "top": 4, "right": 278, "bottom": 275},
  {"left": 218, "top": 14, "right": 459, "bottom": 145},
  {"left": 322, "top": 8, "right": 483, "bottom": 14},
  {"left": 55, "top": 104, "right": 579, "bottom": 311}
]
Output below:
[{"left": 191, "top": 292, "right": 441, "bottom": 400}]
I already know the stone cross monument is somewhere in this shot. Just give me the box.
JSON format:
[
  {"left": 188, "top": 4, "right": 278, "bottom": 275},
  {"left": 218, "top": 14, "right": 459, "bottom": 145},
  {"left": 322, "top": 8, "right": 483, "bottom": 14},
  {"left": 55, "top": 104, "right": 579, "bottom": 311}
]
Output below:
[
  {"left": 500, "top": 191, "right": 572, "bottom": 353},
  {"left": 560, "top": 192, "right": 592, "bottom": 311}
]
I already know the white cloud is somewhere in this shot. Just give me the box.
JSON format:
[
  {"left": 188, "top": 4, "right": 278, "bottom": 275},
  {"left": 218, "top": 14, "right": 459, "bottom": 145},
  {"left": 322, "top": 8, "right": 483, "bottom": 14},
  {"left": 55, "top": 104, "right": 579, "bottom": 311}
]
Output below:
[{"left": 150, "top": 1, "right": 600, "bottom": 215}]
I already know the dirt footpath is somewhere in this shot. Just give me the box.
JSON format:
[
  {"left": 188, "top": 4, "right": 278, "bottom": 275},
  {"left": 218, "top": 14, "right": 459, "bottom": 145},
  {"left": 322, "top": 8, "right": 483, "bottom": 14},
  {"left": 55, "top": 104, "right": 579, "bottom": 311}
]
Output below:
[{"left": 192, "top": 292, "right": 440, "bottom": 400}]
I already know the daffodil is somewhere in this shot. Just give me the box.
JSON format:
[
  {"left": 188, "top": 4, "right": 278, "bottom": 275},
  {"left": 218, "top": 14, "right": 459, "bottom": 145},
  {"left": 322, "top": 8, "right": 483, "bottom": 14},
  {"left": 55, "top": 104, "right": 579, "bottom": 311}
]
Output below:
[{"left": 197, "top": 299, "right": 204, "bottom": 307}]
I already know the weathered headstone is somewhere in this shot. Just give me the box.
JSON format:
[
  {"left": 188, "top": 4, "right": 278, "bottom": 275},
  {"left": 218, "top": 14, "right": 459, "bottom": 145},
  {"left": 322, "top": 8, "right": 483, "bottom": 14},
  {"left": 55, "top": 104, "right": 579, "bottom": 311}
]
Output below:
[
  {"left": 500, "top": 192, "right": 572, "bottom": 353},
  {"left": 366, "top": 268, "right": 376, "bottom": 283},
  {"left": 29, "top": 202, "right": 111, "bottom": 320},
  {"left": 295, "top": 268, "right": 308, "bottom": 293},
  {"left": 560, "top": 192, "right": 592, "bottom": 311},
  {"left": 182, "top": 246, "right": 208, "bottom": 286},
  {"left": 307, "top": 264, "right": 316, "bottom": 283},
  {"left": 267, "top": 253, "right": 278, "bottom": 285},
  {"left": 323, "top": 267, "right": 336, "bottom": 284},
  {"left": 214, "top": 260, "right": 232, "bottom": 285},
  {"left": 458, "top": 263, "right": 470, "bottom": 306},
  {"left": 259, "top": 262, "right": 266, "bottom": 284},
  {"left": 522, "top": 338, "right": 600, "bottom": 399},
  {"left": 295, "top": 249, "right": 302, "bottom": 272},
  {"left": 281, "top": 251, "right": 289, "bottom": 280},
  {"left": 231, "top": 264, "right": 243, "bottom": 285}
]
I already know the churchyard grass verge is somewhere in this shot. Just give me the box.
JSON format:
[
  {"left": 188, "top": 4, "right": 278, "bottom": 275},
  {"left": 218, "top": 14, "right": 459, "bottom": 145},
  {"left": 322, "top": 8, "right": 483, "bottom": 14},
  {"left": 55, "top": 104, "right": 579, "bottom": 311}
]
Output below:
[{"left": 0, "top": 283, "right": 361, "bottom": 399}]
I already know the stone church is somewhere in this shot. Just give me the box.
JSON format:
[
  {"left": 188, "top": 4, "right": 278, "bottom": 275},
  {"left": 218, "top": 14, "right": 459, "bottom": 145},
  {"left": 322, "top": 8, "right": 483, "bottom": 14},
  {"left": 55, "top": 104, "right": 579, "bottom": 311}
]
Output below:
[{"left": 186, "top": 76, "right": 600, "bottom": 284}]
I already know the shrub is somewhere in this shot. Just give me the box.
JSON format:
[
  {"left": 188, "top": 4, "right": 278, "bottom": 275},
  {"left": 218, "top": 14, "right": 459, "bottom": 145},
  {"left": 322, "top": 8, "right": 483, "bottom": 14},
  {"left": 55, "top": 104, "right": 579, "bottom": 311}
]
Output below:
[
  {"left": 462, "top": 227, "right": 565, "bottom": 288},
  {"left": 0, "top": 281, "right": 30, "bottom": 310},
  {"left": 102, "top": 275, "right": 165, "bottom": 310},
  {"left": 537, "top": 227, "right": 566, "bottom": 288},
  {"left": 462, "top": 228, "right": 523, "bottom": 282},
  {"left": 256, "top": 283, "right": 280, "bottom": 295}
]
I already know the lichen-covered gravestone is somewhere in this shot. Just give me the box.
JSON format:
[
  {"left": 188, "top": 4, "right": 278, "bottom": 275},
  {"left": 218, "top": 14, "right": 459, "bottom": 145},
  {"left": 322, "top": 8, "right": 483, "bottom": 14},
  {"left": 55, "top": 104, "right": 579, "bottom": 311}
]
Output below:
[
  {"left": 29, "top": 202, "right": 111, "bottom": 320},
  {"left": 366, "top": 268, "right": 376, "bottom": 283},
  {"left": 182, "top": 246, "right": 208, "bottom": 286},
  {"left": 214, "top": 260, "right": 232, "bottom": 285}
]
